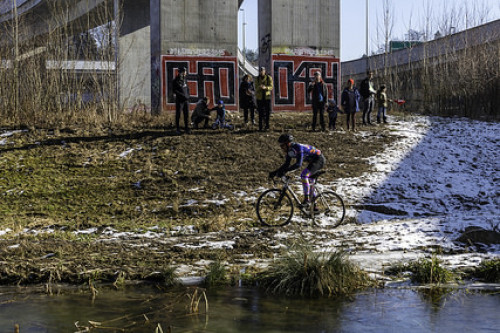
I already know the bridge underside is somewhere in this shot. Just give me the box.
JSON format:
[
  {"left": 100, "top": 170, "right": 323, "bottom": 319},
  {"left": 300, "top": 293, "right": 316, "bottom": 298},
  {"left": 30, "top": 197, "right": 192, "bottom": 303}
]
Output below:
[{"left": 0, "top": 0, "right": 112, "bottom": 47}]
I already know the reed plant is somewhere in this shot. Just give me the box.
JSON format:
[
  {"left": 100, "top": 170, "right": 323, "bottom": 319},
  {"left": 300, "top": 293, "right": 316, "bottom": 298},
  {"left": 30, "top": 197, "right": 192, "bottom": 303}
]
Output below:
[
  {"left": 204, "top": 260, "right": 229, "bottom": 287},
  {"left": 474, "top": 259, "right": 500, "bottom": 283},
  {"left": 387, "top": 255, "right": 455, "bottom": 284},
  {"left": 260, "top": 243, "right": 373, "bottom": 296}
]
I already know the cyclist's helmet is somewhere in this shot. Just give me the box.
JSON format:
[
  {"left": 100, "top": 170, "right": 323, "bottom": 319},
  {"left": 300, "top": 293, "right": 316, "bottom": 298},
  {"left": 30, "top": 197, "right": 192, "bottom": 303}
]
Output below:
[{"left": 278, "top": 133, "right": 294, "bottom": 144}]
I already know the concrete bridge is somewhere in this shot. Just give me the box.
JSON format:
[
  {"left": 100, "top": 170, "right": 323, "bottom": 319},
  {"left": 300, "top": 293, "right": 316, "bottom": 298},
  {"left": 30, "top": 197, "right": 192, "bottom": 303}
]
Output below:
[{"left": 0, "top": 0, "right": 340, "bottom": 113}]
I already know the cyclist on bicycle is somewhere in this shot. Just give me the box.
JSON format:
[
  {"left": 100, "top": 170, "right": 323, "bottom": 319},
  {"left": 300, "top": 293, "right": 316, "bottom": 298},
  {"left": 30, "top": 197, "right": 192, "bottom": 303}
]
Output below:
[{"left": 269, "top": 134, "right": 325, "bottom": 206}]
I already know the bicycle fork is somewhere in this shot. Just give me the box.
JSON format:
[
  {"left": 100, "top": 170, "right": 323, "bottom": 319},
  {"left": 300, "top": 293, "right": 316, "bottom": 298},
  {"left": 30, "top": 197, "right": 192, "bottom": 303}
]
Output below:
[{"left": 273, "top": 186, "right": 288, "bottom": 209}]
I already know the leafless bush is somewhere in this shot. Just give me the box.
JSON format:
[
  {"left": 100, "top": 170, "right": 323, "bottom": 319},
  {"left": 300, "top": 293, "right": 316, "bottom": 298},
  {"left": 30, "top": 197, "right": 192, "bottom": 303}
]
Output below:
[
  {"left": 0, "top": 0, "right": 119, "bottom": 128},
  {"left": 371, "top": 1, "right": 499, "bottom": 119}
]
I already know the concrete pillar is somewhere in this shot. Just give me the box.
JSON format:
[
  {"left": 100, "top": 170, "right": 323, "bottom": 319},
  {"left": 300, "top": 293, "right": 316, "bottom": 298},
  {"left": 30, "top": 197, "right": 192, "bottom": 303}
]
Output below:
[
  {"left": 150, "top": 0, "right": 161, "bottom": 114},
  {"left": 160, "top": 0, "right": 239, "bottom": 111},
  {"left": 258, "top": 0, "right": 272, "bottom": 71},
  {"left": 258, "top": 0, "right": 341, "bottom": 111},
  {"left": 118, "top": 0, "right": 151, "bottom": 110}
]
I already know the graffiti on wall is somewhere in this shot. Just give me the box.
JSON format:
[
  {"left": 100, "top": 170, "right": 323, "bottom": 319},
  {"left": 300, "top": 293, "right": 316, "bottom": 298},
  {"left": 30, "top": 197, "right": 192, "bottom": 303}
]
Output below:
[
  {"left": 272, "top": 55, "right": 340, "bottom": 112},
  {"left": 162, "top": 55, "right": 237, "bottom": 111}
]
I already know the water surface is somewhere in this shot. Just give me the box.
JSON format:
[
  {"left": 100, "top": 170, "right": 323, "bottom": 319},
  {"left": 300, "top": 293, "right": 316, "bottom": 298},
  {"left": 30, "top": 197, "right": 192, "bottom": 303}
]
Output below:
[{"left": 1, "top": 285, "right": 499, "bottom": 332}]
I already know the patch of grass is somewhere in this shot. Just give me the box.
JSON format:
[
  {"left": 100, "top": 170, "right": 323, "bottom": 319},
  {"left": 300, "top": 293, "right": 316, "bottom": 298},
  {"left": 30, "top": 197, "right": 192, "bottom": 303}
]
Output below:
[
  {"left": 474, "top": 259, "right": 500, "bottom": 283},
  {"left": 259, "top": 243, "right": 373, "bottom": 296},
  {"left": 386, "top": 255, "right": 455, "bottom": 284},
  {"left": 204, "top": 260, "right": 228, "bottom": 287},
  {"left": 145, "top": 266, "right": 178, "bottom": 287}
]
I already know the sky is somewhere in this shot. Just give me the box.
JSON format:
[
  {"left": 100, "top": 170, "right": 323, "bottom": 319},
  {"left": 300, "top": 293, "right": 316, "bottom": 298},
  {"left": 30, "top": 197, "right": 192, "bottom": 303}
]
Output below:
[{"left": 238, "top": 0, "right": 500, "bottom": 61}]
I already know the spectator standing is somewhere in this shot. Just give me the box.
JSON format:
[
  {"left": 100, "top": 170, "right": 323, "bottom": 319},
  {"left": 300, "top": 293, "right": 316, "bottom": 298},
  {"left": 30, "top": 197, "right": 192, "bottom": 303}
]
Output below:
[
  {"left": 326, "top": 99, "right": 340, "bottom": 131},
  {"left": 239, "top": 74, "right": 256, "bottom": 125},
  {"left": 360, "top": 70, "right": 377, "bottom": 125},
  {"left": 191, "top": 97, "right": 212, "bottom": 129},
  {"left": 172, "top": 67, "right": 191, "bottom": 134},
  {"left": 255, "top": 67, "right": 273, "bottom": 131},
  {"left": 307, "top": 71, "right": 328, "bottom": 131},
  {"left": 341, "top": 79, "right": 361, "bottom": 131},
  {"left": 376, "top": 84, "right": 389, "bottom": 124}
]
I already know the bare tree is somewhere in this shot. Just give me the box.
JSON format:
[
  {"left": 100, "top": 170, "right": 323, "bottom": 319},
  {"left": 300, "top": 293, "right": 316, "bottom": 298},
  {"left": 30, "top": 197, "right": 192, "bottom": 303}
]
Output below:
[{"left": 0, "top": 1, "right": 120, "bottom": 128}]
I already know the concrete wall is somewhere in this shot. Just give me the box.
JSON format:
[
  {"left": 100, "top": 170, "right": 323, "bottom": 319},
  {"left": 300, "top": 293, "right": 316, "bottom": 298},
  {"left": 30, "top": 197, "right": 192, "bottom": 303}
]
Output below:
[
  {"left": 118, "top": 0, "right": 151, "bottom": 109},
  {"left": 161, "top": 0, "right": 237, "bottom": 53},
  {"left": 159, "top": 0, "right": 239, "bottom": 111},
  {"left": 259, "top": 0, "right": 341, "bottom": 111},
  {"left": 341, "top": 19, "right": 500, "bottom": 117},
  {"left": 271, "top": 0, "right": 339, "bottom": 57},
  {"left": 103, "top": 0, "right": 342, "bottom": 112}
]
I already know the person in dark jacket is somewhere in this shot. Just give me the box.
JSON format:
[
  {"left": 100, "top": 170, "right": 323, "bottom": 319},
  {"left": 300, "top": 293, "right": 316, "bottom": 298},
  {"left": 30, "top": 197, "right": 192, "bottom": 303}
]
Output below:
[
  {"left": 341, "top": 79, "right": 361, "bottom": 131},
  {"left": 239, "top": 74, "right": 256, "bottom": 125},
  {"left": 360, "top": 70, "right": 377, "bottom": 125},
  {"left": 172, "top": 67, "right": 190, "bottom": 134},
  {"left": 191, "top": 97, "right": 212, "bottom": 129},
  {"left": 326, "top": 99, "right": 341, "bottom": 131},
  {"left": 307, "top": 71, "right": 328, "bottom": 131}
]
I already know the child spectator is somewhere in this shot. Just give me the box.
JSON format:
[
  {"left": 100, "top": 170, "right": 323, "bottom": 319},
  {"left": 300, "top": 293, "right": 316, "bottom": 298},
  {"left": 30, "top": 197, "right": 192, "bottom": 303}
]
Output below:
[
  {"left": 376, "top": 85, "right": 388, "bottom": 124},
  {"left": 211, "top": 100, "right": 234, "bottom": 130},
  {"left": 326, "top": 99, "right": 341, "bottom": 131}
]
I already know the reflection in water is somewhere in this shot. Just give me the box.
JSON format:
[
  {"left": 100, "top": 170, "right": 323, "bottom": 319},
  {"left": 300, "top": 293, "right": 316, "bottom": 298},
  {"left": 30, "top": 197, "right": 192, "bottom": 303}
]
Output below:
[
  {"left": 417, "top": 287, "right": 456, "bottom": 311},
  {"left": 0, "top": 286, "right": 499, "bottom": 332}
]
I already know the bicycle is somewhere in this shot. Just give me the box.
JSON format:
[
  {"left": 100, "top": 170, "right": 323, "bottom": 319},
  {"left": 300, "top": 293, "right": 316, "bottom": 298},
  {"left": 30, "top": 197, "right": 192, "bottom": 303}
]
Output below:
[{"left": 256, "top": 171, "right": 345, "bottom": 228}]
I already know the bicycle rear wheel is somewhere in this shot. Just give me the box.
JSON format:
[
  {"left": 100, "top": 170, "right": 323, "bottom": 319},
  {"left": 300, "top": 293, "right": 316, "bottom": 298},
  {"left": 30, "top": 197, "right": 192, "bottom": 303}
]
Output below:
[
  {"left": 256, "top": 189, "right": 294, "bottom": 227},
  {"left": 312, "top": 190, "right": 345, "bottom": 228}
]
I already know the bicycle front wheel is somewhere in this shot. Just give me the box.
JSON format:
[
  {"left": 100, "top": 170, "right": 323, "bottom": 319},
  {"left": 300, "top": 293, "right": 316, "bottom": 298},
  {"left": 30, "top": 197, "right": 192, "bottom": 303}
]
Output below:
[
  {"left": 256, "top": 189, "right": 294, "bottom": 227},
  {"left": 312, "top": 190, "right": 345, "bottom": 228}
]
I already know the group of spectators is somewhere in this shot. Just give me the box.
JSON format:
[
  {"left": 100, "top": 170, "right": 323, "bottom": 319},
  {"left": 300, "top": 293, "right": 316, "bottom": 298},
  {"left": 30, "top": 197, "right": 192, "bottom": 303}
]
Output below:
[
  {"left": 173, "top": 66, "right": 389, "bottom": 134},
  {"left": 173, "top": 66, "right": 273, "bottom": 134},
  {"left": 340, "top": 70, "right": 389, "bottom": 131}
]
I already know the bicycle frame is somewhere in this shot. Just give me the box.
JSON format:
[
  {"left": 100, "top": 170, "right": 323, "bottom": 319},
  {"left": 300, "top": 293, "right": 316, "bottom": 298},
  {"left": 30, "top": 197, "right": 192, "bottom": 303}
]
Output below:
[
  {"left": 276, "top": 175, "right": 318, "bottom": 217},
  {"left": 256, "top": 173, "right": 346, "bottom": 228}
]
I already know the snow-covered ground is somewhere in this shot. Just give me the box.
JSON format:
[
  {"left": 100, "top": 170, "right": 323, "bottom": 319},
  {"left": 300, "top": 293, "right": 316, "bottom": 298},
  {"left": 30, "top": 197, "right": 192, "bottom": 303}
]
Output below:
[{"left": 318, "top": 116, "right": 500, "bottom": 273}]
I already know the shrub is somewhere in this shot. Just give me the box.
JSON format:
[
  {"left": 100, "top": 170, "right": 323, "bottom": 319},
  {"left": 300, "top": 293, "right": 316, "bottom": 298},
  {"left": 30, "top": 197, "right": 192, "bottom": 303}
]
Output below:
[
  {"left": 410, "top": 256, "right": 455, "bottom": 284},
  {"left": 204, "top": 260, "right": 228, "bottom": 287},
  {"left": 387, "top": 255, "right": 455, "bottom": 284},
  {"left": 259, "top": 244, "right": 372, "bottom": 296},
  {"left": 475, "top": 259, "right": 500, "bottom": 283},
  {"left": 145, "top": 266, "right": 178, "bottom": 287}
]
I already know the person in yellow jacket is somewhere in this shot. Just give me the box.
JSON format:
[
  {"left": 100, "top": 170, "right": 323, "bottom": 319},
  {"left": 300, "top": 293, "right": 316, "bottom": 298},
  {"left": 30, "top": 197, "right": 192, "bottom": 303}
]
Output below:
[{"left": 255, "top": 67, "right": 273, "bottom": 131}]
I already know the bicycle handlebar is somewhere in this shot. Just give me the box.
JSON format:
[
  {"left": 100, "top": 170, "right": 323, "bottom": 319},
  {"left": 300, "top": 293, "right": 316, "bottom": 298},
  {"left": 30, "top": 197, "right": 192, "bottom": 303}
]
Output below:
[{"left": 269, "top": 174, "right": 291, "bottom": 185}]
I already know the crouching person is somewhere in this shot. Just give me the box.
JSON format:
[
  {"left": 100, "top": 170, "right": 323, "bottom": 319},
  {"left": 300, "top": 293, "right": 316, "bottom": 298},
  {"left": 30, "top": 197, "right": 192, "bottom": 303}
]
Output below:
[{"left": 191, "top": 97, "right": 212, "bottom": 129}]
